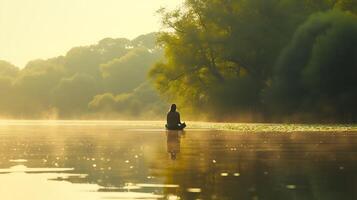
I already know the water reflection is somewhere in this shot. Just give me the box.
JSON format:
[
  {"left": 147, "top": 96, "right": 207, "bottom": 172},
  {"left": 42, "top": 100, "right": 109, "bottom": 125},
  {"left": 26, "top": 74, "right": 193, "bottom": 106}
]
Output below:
[
  {"left": 0, "top": 164, "right": 74, "bottom": 173},
  {"left": 166, "top": 131, "right": 184, "bottom": 160},
  {"left": 0, "top": 123, "right": 356, "bottom": 199},
  {"left": 0, "top": 164, "right": 163, "bottom": 200}
]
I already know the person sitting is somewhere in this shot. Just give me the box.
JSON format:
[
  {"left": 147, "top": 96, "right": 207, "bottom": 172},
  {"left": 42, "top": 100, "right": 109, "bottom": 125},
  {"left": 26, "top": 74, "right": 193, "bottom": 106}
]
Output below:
[{"left": 165, "top": 104, "right": 186, "bottom": 130}]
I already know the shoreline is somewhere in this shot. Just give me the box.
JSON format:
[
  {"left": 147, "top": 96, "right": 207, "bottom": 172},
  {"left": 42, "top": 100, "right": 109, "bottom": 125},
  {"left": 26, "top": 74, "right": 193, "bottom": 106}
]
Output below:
[{"left": 0, "top": 120, "right": 356, "bottom": 132}]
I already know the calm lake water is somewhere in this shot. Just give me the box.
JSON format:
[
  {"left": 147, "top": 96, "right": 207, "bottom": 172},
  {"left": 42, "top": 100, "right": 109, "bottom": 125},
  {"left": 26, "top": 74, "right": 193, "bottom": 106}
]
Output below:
[{"left": 0, "top": 121, "right": 356, "bottom": 200}]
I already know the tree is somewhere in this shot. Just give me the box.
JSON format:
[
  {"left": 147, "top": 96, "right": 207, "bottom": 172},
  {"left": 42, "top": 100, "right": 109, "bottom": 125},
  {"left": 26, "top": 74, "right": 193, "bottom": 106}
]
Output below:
[
  {"left": 0, "top": 60, "right": 19, "bottom": 78},
  {"left": 101, "top": 47, "right": 163, "bottom": 93},
  {"left": 149, "top": 0, "right": 334, "bottom": 119},
  {"left": 52, "top": 73, "right": 99, "bottom": 116},
  {"left": 334, "top": 0, "right": 357, "bottom": 14},
  {"left": 266, "top": 11, "right": 357, "bottom": 121},
  {"left": 89, "top": 82, "right": 167, "bottom": 119},
  {"left": 11, "top": 59, "right": 65, "bottom": 116}
]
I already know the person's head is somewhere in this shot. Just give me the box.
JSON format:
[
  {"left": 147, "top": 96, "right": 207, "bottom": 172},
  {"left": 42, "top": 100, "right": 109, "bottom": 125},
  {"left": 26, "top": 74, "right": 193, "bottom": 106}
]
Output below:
[{"left": 170, "top": 104, "right": 176, "bottom": 112}]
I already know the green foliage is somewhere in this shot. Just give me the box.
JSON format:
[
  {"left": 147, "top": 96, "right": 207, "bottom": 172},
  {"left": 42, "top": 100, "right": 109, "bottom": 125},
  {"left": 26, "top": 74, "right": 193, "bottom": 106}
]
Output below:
[
  {"left": 0, "top": 1, "right": 355, "bottom": 121},
  {"left": 131, "top": 32, "right": 159, "bottom": 49},
  {"left": 11, "top": 59, "right": 65, "bottom": 116},
  {"left": 0, "top": 76, "right": 15, "bottom": 114},
  {"left": 334, "top": 0, "right": 357, "bottom": 14},
  {"left": 52, "top": 73, "right": 99, "bottom": 115},
  {"left": 0, "top": 33, "right": 166, "bottom": 119},
  {"left": 0, "top": 61, "right": 19, "bottom": 115},
  {"left": 89, "top": 82, "right": 167, "bottom": 119},
  {"left": 63, "top": 38, "right": 132, "bottom": 79},
  {"left": 101, "top": 47, "right": 163, "bottom": 93},
  {"left": 0, "top": 60, "right": 19, "bottom": 78},
  {"left": 150, "top": 0, "right": 341, "bottom": 120},
  {"left": 267, "top": 11, "right": 357, "bottom": 121}
]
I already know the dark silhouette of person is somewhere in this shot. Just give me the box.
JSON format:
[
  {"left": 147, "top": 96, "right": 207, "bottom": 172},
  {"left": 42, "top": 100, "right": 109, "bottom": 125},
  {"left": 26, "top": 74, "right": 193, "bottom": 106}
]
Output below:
[
  {"left": 167, "top": 131, "right": 181, "bottom": 160},
  {"left": 166, "top": 104, "right": 186, "bottom": 130}
]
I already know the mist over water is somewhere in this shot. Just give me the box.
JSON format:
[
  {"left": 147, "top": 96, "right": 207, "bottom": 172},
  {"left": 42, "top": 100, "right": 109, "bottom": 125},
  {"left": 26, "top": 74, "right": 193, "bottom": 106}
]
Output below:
[
  {"left": 0, "top": 1, "right": 356, "bottom": 122},
  {"left": 0, "top": 121, "right": 356, "bottom": 200},
  {"left": 0, "top": 1, "right": 356, "bottom": 200}
]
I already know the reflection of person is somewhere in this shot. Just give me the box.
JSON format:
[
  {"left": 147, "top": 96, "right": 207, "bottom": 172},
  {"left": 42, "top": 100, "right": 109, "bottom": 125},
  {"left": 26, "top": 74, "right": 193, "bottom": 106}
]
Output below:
[
  {"left": 166, "top": 104, "right": 186, "bottom": 130},
  {"left": 167, "top": 131, "right": 181, "bottom": 160}
]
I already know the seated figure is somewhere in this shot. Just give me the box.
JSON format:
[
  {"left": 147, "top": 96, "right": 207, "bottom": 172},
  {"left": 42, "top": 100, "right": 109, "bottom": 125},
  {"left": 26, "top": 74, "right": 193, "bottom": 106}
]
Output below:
[{"left": 166, "top": 104, "right": 186, "bottom": 130}]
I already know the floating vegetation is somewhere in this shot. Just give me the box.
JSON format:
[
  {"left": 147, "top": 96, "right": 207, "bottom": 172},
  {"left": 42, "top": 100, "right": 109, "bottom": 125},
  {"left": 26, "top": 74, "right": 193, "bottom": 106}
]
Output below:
[{"left": 188, "top": 122, "right": 357, "bottom": 133}]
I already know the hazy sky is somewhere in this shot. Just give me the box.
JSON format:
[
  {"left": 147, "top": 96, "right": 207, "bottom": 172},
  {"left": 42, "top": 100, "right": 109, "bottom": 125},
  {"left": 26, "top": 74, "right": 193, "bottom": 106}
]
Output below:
[{"left": 0, "top": 0, "right": 182, "bottom": 67}]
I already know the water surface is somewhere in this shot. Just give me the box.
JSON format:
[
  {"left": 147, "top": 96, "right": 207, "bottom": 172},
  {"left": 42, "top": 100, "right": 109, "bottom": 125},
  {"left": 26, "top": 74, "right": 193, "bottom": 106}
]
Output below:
[{"left": 0, "top": 121, "right": 356, "bottom": 200}]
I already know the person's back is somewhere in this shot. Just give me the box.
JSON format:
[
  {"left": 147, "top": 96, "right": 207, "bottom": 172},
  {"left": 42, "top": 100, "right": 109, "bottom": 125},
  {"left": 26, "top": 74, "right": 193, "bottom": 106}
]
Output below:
[
  {"left": 167, "top": 111, "right": 180, "bottom": 127},
  {"left": 166, "top": 104, "right": 186, "bottom": 130}
]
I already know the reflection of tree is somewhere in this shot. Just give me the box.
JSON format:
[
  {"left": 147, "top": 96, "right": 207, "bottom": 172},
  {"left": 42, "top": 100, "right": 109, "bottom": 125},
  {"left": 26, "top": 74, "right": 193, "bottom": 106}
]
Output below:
[
  {"left": 1, "top": 127, "right": 357, "bottom": 199},
  {"left": 152, "top": 131, "right": 357, "bottom": 200}
]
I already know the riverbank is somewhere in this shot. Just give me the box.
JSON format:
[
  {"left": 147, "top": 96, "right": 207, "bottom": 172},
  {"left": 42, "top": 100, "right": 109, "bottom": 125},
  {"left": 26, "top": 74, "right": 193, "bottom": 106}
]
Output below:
[{"left": 0, "top": 120, "right": 356, "bottom": 133}]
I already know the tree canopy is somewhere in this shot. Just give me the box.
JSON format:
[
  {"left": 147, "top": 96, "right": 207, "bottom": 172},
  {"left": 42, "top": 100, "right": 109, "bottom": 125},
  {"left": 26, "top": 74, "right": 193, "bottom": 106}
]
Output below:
[
  {"left": 0, "top": 33, "right": 166, "bottom": 119},
  {"left": 149, "top": 0, "right": 357, "bottom": 122},
  {"left": 266, "top": 11, "right": 357, "bottom": 121},
  {"left": 0, "top": 0, "right": 356, "bottom": 122}
]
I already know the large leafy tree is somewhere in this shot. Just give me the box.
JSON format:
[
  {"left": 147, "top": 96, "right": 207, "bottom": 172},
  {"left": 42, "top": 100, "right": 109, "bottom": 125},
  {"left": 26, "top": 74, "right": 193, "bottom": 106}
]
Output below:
[
  {"left": 149, "top": 0, "right": 334, "bottom": 118},
  {"left": 267, "top": 11, "right": 357, "bottom": 121}
]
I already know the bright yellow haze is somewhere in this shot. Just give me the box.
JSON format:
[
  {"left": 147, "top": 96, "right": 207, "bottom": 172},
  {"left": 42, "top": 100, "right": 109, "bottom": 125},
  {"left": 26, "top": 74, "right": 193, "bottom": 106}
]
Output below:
[{"left": 0, "top": 0, "right": 182, "bottom": 67}]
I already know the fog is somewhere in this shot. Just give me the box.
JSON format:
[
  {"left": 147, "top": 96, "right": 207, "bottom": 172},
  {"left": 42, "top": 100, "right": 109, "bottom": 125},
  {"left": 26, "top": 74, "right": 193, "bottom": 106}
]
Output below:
[
  {"left": 0, "top": 0, "right": 356, "bottom": 122},
  {"left": 0, "top": 33, "right": 167, "bottom": 119}
]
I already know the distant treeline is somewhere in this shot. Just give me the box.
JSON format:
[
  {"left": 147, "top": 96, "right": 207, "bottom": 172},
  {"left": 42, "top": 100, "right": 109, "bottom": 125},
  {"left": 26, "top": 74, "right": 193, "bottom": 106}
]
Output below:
[
  {"left": 0, "top": 33, "right": 167, "bottom": 119},
  {"left": 1, "top": 0, "right": 356, "bottom": 122},
  {"left": 149, "top": 0, "right": 357, "bottom": 122}
]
